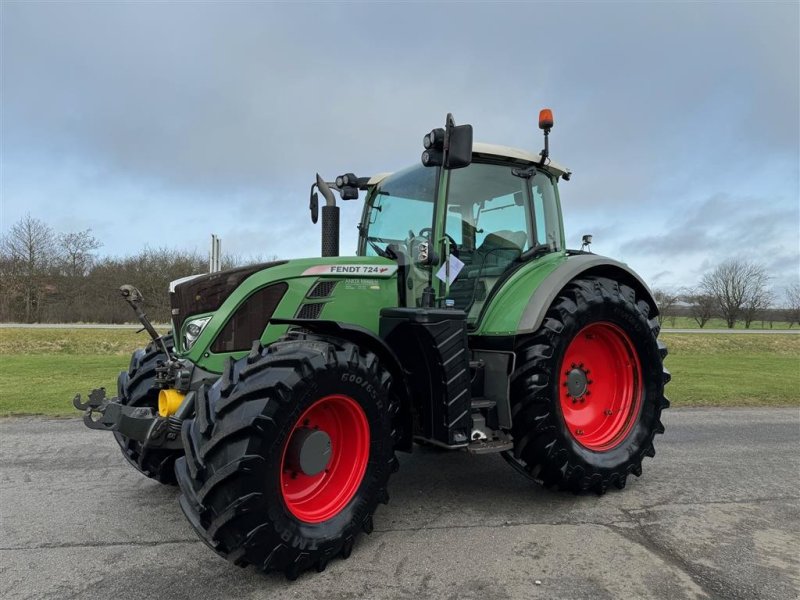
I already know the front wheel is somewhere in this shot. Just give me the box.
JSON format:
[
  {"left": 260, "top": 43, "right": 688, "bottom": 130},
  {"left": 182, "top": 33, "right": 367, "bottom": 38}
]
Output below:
[
  {"left": 175, "top": 333, "right": 398, "bottom": 579},
  {"left": 505, "top": 276, "right": 670, "bottom": 494}
]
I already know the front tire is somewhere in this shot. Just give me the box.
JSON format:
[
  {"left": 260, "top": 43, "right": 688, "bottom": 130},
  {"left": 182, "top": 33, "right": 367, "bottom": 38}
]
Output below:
[
  {"left": 506, "top": 276, "right": 670, "bottom": 494},
  {"left": 175, "top": 333, "right": 398, "bottom": 579}
]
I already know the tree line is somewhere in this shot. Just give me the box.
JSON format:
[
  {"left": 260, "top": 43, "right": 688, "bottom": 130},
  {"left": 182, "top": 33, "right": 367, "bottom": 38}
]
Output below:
[
  {"left": 1, "top": 215, "right": 798, "bottom": 327},
  {"left": 0, "top": 215, "right": 247, "bottom": 324},
  {"left": 653, "top": 260, "right": 800, "bottom": 329}
]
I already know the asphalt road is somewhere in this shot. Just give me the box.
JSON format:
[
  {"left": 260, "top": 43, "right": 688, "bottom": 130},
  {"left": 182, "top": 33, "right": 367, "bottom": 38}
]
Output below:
[{"left": 1, "top": 408, "right": 798, "bottom": 600}]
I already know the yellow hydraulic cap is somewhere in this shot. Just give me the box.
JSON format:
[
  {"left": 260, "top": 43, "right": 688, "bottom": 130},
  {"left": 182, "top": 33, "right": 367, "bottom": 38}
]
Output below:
[{"left": 158, "top": 389, "right": 186, "bottom": 417}]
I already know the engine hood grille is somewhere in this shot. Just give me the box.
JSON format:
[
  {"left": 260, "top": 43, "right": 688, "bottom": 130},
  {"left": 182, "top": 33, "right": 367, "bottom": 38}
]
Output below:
[{"left": 170, "top": 260, "right": 287, "bottom": 334}]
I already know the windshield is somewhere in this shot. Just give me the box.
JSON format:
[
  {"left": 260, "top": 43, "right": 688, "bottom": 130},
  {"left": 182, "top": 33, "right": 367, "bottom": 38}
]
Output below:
[{"left": 362, "top": 164, "right": 437, "bottom": 256}]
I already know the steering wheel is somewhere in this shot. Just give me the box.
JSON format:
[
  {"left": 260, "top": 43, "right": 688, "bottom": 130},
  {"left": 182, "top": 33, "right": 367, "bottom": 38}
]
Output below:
[{"left": 412, "top": 228, "right": 459, "bottom": 258}]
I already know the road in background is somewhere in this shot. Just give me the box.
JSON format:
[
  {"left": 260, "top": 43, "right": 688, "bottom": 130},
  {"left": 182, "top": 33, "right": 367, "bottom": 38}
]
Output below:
[
  {"left": 0, "top": 323, "right": 168, "bottom": 329},
  {"left": 2, "top": 323, "right": 797, "bottom": 334},
  {"left": 1, "top": 408, "right": 798, "bottom": 600}
]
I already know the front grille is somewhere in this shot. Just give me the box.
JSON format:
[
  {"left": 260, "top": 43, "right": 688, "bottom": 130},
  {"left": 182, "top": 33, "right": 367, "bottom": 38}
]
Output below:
[
  {"left": 308, "top": 280, "right": 337, "bottom": 298},
  {"left": 296, "top": 303, "right": 324, "bottom": 319},
  {"left": 170, "top": 260, "right": 286, "bottom": 336}
]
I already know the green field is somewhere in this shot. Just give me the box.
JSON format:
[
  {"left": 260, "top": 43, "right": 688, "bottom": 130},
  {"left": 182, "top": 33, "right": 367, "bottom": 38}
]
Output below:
[{"left": 0, "top": 328, "right": 797, "bottom": 416}]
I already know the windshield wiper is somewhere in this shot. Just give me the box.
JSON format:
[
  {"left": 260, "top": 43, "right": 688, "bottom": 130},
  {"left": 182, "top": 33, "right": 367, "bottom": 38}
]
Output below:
[{"left": 368, "top": 240, "right": 390, "bottom": 258}]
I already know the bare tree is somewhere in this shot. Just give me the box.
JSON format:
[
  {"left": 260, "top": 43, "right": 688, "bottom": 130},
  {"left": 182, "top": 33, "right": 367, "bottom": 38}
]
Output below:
[
  {"left": 741, "top": 282, "right": 773, "bottom": 329},
  {"left": 700, "top": 259, "right": 771, "bottom": 329},
  {"left": 652, "top": 288, "right": 679, "bottom": 326},
  {"left": 0, "top": 215, "right": 59, "bottom": 322},
  {"left": 59, "top": 229, "right": 102, "bottom": 277},
  {"left": 785, "top": 283, "right": 800, "bottom": 327},
  {"left": 683, "top": 287, "right": 716, "bottom": 328}
]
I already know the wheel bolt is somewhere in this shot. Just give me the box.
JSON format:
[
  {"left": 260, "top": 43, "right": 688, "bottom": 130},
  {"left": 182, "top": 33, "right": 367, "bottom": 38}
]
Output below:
[
  {"left": 604, "top": 409, "right": 613, "bottom": 416},
  {"left": 576, "top": 429, "right": 584, "bottom": 435}
]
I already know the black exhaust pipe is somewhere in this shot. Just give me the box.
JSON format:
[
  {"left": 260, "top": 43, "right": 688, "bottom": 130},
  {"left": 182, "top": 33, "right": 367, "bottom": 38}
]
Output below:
[
  {"left": 315, "top": 174, "right": 339, "bottom": 257},
  {"left": 321, "top": 205, "right": 339, "bottom": 257}
]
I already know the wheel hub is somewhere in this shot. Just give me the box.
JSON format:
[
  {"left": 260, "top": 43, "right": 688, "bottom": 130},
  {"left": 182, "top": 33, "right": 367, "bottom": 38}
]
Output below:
[
  {"left": 559, "top": 322, "right": 643, "bottom": 451},
  {"left": 280, "top": 394, "right": 370, "bottom": 523},
  {"left": 285, "top": 428, "right": 332, "bottom": 476},
  {"left": 565, "top": 366, "right": 589, "bottom": 399}
]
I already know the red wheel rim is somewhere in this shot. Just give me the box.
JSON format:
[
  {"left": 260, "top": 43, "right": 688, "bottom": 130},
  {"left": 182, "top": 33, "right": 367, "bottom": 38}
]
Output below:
[
  {"left": 280, "top": 394, "right": 370, "bottom": 523},
  {"left": 559, "top": 322, "right": 642, "bottom": 451}
]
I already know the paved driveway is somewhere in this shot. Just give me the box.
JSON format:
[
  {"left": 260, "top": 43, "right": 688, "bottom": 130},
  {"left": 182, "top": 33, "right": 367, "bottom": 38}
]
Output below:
[{"left": 1, "top": 408, "right": 798, "bottom": 599}]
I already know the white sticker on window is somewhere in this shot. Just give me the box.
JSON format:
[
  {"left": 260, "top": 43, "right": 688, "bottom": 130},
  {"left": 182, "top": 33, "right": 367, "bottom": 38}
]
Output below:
[{"left": 435, "top": 254, "right": 465, "bottom": 285}]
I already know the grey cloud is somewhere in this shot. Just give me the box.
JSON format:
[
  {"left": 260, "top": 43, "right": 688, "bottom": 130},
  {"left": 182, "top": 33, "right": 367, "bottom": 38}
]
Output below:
[
  {"left": 2, "top": 2, "right": 798, "bottom": 292},
  {"left": 4, "top": 2, "right": 798, "bottom": 195}
]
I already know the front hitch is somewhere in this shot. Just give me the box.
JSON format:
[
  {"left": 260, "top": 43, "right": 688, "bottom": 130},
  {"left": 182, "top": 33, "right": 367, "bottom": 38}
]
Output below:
[{"left": 73, "top": 388, "right": 183, "bottom": 450}]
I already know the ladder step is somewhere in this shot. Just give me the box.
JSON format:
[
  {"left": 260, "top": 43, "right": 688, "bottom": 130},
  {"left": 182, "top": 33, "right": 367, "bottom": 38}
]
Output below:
[
  {"left": 471, "top": 397, "right": 495, "bottom": 410},
  {"left": 466, "top": 438, "right": 514, "bottom": 454}
]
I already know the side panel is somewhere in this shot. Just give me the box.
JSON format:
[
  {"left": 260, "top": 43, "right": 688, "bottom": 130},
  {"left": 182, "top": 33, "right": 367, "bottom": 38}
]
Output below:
[
  {"left": 473, "top": 252, "right": 567, "bottom": 336},
  {"left": 473, "top": 253, "right": 658, "bottom": 337}
]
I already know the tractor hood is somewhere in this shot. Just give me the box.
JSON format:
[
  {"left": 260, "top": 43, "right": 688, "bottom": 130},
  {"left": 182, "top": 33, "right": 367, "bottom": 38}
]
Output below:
[{"left": 170, "top": 256, "right": 399, "bottom": 373}]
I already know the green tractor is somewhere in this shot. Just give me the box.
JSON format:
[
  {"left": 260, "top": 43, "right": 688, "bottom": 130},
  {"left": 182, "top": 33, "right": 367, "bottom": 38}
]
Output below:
[{"left": 74, "top": 110, "right": 669, "bottom": 579}]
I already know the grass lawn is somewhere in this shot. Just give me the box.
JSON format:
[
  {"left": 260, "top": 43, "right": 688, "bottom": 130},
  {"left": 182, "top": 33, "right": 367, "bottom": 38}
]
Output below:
[
  {"left": 661, "top": 333, "right": 799, "bottom": 407},
  {"left": 0, "top": 328, "right": 797, "bottom": 416},
  {"left": 0, "top": 328, "right": 165, "bottom": 417}
]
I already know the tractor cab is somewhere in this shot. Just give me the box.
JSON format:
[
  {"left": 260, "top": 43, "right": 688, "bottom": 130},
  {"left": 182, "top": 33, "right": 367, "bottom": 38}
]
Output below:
[{"left": 358, "top": 145, "right": 569, "bottom": 323}]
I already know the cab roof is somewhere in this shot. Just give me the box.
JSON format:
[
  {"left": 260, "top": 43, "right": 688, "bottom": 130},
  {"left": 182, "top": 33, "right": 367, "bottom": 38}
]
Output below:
[{"left": 366, "top": 142, "right": 571, "bottom": 186}]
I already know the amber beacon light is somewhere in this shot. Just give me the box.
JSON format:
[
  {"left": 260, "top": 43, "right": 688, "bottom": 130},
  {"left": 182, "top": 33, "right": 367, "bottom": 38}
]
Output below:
[{"left": 538, "top": 108, "right": 554, "bottom": 130}]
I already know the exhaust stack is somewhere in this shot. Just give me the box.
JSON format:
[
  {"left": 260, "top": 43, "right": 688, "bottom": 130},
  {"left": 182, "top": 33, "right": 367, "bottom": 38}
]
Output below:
[{"left": 315, "top": 174, "right": 339, "bottom": 257}]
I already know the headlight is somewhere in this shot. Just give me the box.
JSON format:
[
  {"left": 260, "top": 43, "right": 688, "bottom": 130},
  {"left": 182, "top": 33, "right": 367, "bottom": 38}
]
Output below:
[{"left": 183, "top": 316, "right": 212, "bottom": 350}]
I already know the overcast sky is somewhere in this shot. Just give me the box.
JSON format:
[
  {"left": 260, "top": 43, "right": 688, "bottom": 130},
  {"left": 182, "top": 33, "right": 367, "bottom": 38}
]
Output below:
[{"left": 2, "top": 1, "right": 798, "bottom": 296}]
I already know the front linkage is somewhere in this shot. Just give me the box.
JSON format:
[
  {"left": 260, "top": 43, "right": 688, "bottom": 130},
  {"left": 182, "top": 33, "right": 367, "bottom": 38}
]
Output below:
[
  {"left": 72, "top": 284, "right": 191, "bottom": 453},
  {"left": 72, "top": 387, "right": 184, "bottom": 451}
]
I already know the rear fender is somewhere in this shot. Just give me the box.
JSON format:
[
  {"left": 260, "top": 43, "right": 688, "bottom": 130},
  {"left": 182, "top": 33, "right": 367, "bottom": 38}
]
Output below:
[{"left": 517, "top": 255, "right": 659, "bottom": 334}]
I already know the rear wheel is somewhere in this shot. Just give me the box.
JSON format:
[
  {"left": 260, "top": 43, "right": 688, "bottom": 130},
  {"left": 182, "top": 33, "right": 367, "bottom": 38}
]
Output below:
[
  {"left": 175, "top": 333, "right": 398, "bottom": 579},
  {"left": 114, "top": 335, "right": 182, "bottom": 485},
  {"left": 505, "top": 276, "right": 670, "bottom": 494}
]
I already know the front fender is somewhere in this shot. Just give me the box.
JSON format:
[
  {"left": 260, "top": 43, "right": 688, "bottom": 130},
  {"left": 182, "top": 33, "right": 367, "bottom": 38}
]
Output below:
[{"left": 270, "top": 318, "right": 413, "bottom": 452}]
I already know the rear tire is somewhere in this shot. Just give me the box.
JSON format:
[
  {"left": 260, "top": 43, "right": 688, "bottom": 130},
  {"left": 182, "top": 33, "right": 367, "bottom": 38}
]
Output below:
[
  {"left": 114, "top": 335, "right": 182, "bottom": 485},
  {"left": 505, "top": 276, "right": 670, "bottom": 494},
  {"left": 175, "top": 333, "right": 398, "bottom": 579}
]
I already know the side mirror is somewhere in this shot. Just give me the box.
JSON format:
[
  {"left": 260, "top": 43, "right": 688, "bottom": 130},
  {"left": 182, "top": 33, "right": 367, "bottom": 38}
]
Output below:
[
  {"left": 421, "top": 113, "right": 473, "bottom": 169},
  {"left": 445, "top": 123, "right": 473, "bottom": 169},
  {"left": 309, "top": 190, "right": 319, "bottom": 224}
]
